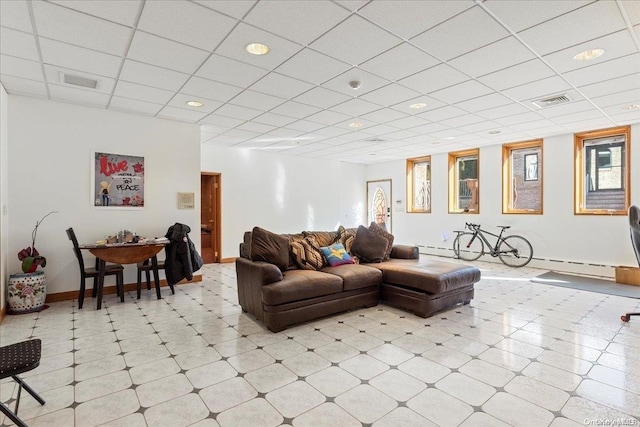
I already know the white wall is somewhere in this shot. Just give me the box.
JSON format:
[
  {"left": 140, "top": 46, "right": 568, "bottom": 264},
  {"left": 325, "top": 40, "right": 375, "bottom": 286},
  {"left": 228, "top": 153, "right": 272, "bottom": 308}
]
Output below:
[
  {"left": 201, "top": 145, "right": 366, "bottom": 258},
  {"left": 367, "top": 124, "right": 640, "bottom": 276},
  {"left": 0, "top": 84, "right": 8, "bottom": 311},
  {"left": 7, "top": 96, "right": 201, "bottom": 295}
]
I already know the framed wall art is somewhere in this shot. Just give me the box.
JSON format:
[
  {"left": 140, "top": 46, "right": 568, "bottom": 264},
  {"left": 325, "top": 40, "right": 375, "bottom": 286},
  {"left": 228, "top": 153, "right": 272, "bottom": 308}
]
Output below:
[{"left": 92, "top": 151, "right": 145, "bottom": 208}]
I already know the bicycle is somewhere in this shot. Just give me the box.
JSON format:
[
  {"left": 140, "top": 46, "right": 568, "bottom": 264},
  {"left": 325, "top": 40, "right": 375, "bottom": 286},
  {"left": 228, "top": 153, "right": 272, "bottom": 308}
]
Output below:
[{"left": 452, "top": 223, "right": 533, "bottom": 267}]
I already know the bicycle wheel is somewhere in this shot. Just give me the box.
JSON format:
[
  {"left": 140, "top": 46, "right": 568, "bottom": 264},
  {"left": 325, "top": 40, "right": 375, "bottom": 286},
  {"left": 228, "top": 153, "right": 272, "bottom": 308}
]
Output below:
[
  {"left": 498, "top": 235, "right": 533, "bottom": 267},
  {"left": 453, "top": 232, "right": 484, "bottom": 261}
]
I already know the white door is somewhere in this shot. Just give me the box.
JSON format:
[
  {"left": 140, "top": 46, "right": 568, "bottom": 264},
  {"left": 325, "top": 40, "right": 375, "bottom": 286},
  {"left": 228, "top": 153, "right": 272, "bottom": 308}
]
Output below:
[{"left": 367, "top": 179, "right": 392, "bottom": 232}]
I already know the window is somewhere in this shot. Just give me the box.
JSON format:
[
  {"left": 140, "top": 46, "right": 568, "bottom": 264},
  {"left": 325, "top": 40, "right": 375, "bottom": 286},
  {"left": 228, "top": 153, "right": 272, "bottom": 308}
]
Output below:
[
  {"left": 406, "top": 156, "right": 431, "bottom": 213},
  {"left": 574, "top": 126, "right": 630, "bottom": 215},
  {"left": 448, "top": 149, "right": 479, "bottom": 213},
  {"left": 502, "top": 140, "right": 543, "bottom": 214}
]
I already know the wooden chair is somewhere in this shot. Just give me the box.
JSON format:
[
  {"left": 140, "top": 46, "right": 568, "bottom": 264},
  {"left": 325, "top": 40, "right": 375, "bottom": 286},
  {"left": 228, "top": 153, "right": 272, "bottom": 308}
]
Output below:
[
  {"left": 621, "top": 205, "right": 640, "bottom": 322},
  {"left": 66, "top": 228, "right": 124, "bottom": 309},
  {"left": 0, "top": 339, "right": 45, "bottom": 427},
  {"left": 136, "top": 258, "right": 171, "bottom": 299}
]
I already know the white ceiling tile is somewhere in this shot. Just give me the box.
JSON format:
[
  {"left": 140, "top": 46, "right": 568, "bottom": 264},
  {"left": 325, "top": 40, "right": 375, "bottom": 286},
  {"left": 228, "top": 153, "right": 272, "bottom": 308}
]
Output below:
[
  {"left": 230, "top": 90, "right": 285, "bottom": 111},
  {"left": 542, "top": 30, "right": 637, "bottom": 74},
  {"left": 249, "top": 72, "right": 314, "bottom": 99},
  {"left": 476, "top": 103, "right": 532, "bottom": 120},
  {"left": 157, "top": 105, "right": 208, "bottom": 122},
  {"left": 312, "top": 126, "right": 350, "bottom": 138},
  {"left": 120, "top": 60, "right": 190, "bottom": 92},
  {"left": 49, "top": 0, "right": 142, "bottom": 27},
  {"left": 127, "top": 31, "right": 209, "bottom": 74},
  {"left": 457, "top": 120, "right": 502, "bottom": 133},
  {"left": 0, "top": 55, "right": 43, "bottom": 81},
  {"left": 502, "top": 76, "right": 572, "bottom": 102},
  {"left": 284, "top": 120, "right": 326, "bottom": 133},
  {"left": 168, "top": 93, "right": 222, "bottom": 114},
  {"left": 477, "top": 59, "right": 556, "bottom": 91},
  {"left": 360, "top": 108, "right": 407, "bottom": 124},
  {"left": 509, "top": 119, "right": 559, "bottom": 131},
  {"left": 306, "top": 110, "right": 351, "bottom": 126},
  {"left": 563, "top": 54, "right": 640, "bottom": 88},
  {"left": 270, "top": 101, "right": 321, "bottom": 119},
  {"left": 48, "top": 83, "right": 110, "bottom": 107},
  {"left": 310, "top": 15, "right": 402, "bottom": 65},
  {"left": 43, "top": 64, "right": 115, "bottom": 94},
  {"left": 32, "top": 1, "right": 132, "bottom": 56},
  {"left": 109, "top": 96, "right": 163, "bottom": 116},
  {"left": 330, "top": 98, "right": 381, "bottom": 117},
  {"left": 215, "top": 23, "right": 302, "bottom": 70},
  {"left": 578, "top": 73, "right": 640, "bottom": 99},
  {"left": 321, "top": 67, "right": 390, "bottom": 97},
  {"left": 430, "top": 81, "right": 494, "bottom": 105},
  {"left": 113, "top": 80, "right": 173, "bottom": 104},
  {"left": 380, "top": 129, "right": 421, "bottom": 141},
  {"left": 198, "top": 114, "right": 245, "bottom": 128},
  {"left": 197, "top": 54, "right": 268, "bottom": 88},
  {"left": 293, "top": 87, "right": 351, "bottom": 110},
  {"left": 416, "top": 105, "right": 467, "bottom": 122},
  {"left": 39, "top": 38, "right": 122, "bottom": 78},
  {"left": 483, "top": 0, "right": 590, "bottom": 32},
  {"left": 449, "top": 36, "right": 535, "bottom": 78},
  {"left": 359, "top": 43, "right": 440, "bottom": 82},
  {"left": 405, "top": 122, "right": 450, "bottom": 134},
  {"left": 193, "top": 1, "right": 257, "bottom": 20},
  {"left": 359, "top": 0, "right": 474, "bottom": 40},
  {"left": 411, "top": 6, "right": 509, "bottom": 61},
  {"left": 517, "top": 1, "right": 627, "bottom": 56},
  {"left": 252, "top": 112, "right": 297, "bottom": 127},
  {"left": 609, "top": 110, "right": 640, "bottom": 125},
  {"left": 495, "top": 111, "right": 546, "bottom": 126},
  {"left": 549, "top": 109, "right": 607, "bottom": 125},
  {"left": 0, "top": 74, "right": 47, "bottom": 97},
  {"left": 454, "top": 93, "right": 513, "bottom": 113},
  {"left": 535, "top": 99, "right": 594, "bottom": 117},
  {"left": 334, "top": 118, "right": 377, "bottom": 132},
  {"left": 428, "top": 128, "right": 469, "bottom": 139},
  {"left": 0, "top": 27, "right": 39, "bottom": 61},
  {"left": 138, "top": 1, "right": 236, "bottom": 51},
  {"left": 620, "top": 0, "right": 640, "bottom": 25},
  {"left": 398, "top": 64, "right": 469, "bottom": 95},
  {"left": 359, "top": 84, "right": 421, "bottom": 107},
  {"left": 181, "top": 76, "right": 242, "bottom": 103},
  {"left": 562, "top": 117, "right": 617, "bottom": 131},
  {"left": 0, "top": 0, "right": 32, "bottom": 32},
  {"left": 214, "top": 103, "right": 263, "bottom": 121},
  {"left": 390, "top": 96, "right": 447, "bottom": 115},
  {"left": 244, "top": 1, "right": 349, "bottom": 45},
  {"left": 439, "top": 114, "right": 486, "bottom": 129},
  {"left": 236, "top": 121, "right": 277, "bottom": 134},
  {"left": 219, "top": 128, "right": 261, "bottom": 141},
  {"left": 276, "top": 48, "right": 351, "bottom": 85},
  {"left": 592, "top": 91, "right": 640, "bottom": 109},
  {"left": 385, "top": 115, "right": 429, "bottom": 130}
]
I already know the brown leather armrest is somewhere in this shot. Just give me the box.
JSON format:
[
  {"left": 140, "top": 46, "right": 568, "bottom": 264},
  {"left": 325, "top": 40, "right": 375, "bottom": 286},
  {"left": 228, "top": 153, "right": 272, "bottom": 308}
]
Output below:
[{"left": 390, "top": 245, "right": 419, "bottom": 259}]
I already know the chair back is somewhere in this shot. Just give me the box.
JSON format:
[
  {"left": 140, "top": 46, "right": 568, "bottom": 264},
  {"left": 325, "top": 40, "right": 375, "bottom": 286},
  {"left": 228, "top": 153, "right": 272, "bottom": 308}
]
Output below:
[
  {"left": 66, "top": 227, "right": 86, "bottom": 271},
  {"left": 629, "top": 205, "right": 640, "bottom": 267}
]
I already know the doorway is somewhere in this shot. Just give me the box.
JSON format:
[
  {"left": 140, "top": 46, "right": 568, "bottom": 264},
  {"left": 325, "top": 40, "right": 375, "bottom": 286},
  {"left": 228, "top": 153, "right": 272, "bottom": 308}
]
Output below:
[
  {"left": 201, "top": 173, "right": 221, "bottom": 264},
  {"left": 367, "top": 179, "right": 392, "bottom": 232}
]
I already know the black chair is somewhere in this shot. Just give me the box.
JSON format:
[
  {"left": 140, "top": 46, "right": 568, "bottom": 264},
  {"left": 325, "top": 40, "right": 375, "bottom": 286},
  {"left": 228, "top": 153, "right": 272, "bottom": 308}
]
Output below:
[
  {"left": 621, "top": 205, "right": 640, "bottom": 322},
  {"left": 66, "top": 228, "right": 124, "bottom": 309},
  {"left": 0, "top": 339, "right": 45, "bottom": 427},
  {"left": 136, "top": 258, "right": 170, "bottom": 299}
]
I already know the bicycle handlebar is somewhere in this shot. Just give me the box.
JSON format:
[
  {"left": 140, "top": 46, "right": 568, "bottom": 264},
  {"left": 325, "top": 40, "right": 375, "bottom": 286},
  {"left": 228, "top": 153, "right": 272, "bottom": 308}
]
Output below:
[{"left": 465, "top": 222, "right": 480, "bottom": 230}]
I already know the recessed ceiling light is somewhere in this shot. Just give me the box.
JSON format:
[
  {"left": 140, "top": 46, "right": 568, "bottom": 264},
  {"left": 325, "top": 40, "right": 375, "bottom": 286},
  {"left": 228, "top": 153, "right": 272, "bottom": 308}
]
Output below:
[
  {"left": 349, "top": 122, "right": 363, "bottom": 128},
  {"left": 290, "top": 140, "right": 300, "bottom": 145},
  {"left": 573, "top": 48, "right": 604, "bottom": 61},
  {"left": 245, "top": 42, "right": 270, "bottom": 55},
  {"left": 443, "top": 136, "right": 456, "bottom": 140},
  {"left": 409, "top": 103, "right": 427, "bottom": 109},
  {"left": 488, "top": 130, "right": 501, "bottom": 134},
  {"left": 623, "top": 104, "right": 640, "bottom": 110},
  {"left": 186, "top": 100, "right": 204, "bottom": 107}
]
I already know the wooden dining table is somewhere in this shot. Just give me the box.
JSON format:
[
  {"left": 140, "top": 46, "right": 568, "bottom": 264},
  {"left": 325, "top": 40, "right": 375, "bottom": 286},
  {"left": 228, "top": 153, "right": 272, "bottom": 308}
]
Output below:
[{"left": 79, "top": 241, "right": 168, "bottom": 310}]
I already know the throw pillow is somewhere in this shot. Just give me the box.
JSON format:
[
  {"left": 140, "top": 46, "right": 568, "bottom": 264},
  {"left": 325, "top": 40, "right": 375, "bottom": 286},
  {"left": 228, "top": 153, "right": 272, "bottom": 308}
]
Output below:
[
  {"left": 250, "top": 226, "right": 289, "bottom": 272},
  {"left": 337, "top": 225, "right": 357, "bottom": 253},
  {"left": 320, "top": 243, "right": 355, "bottom": 267},
  {"left": 350, "top": 225, "right": 388, "bottom": 263},
  {"left": 369, "top": 222, "right": 394, "bottom": 260},
  {"left": 290, "top": 235, "right": 326, "bottom": 270},
  {"left": 302, "top": 231, "right": 338, "bottom": 247}
]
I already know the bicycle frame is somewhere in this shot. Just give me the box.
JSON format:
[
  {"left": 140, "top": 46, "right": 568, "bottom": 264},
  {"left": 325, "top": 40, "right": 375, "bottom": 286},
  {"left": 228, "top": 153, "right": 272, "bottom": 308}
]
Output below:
[{"left": 464, "top": 224, "right": 508, "bottom": 257}]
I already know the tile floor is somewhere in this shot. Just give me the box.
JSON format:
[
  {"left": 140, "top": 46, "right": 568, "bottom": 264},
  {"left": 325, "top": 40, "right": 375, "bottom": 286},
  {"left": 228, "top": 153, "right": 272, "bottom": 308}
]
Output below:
[{"left": 1, "top": 257, "right": 640, "bottom": 427}]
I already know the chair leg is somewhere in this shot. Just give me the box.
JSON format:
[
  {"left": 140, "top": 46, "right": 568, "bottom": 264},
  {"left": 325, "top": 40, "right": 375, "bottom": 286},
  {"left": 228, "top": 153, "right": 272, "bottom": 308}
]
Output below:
[
  {"left": 0, "top": 401, "right": 28, "bottom": 427},
  {"left": 118, "top": 273, "right": 124, "bottom": 303},
  {"left": 13, "top": 376, "right": 45, "bottom": 406},
  {"left": 136, "top": 268, "right": 142, "bottom": 299},
  {"left": 145, "top": 269, "right": 151, "bottom": 290},
  {"left": 91, "top": 276, "right": 97, "bottom": 298},
  {"left": 78, "top": 278, "right": 86, "bottom": 310}
]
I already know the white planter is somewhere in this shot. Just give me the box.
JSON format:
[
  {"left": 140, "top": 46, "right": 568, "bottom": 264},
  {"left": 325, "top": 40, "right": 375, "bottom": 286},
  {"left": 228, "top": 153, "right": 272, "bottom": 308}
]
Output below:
[{"left": 7, "top": 271, "right": 47, "bottom": 313}]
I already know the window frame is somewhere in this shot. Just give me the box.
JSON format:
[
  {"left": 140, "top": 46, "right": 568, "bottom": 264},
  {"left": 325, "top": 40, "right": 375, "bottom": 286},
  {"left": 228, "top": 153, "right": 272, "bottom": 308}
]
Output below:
[
  {"left": 448, "top": 148, "right": 479, "bottom": 214},
  {"left": 406, "top": 155, "right": 431, "bottom": 213},
  {"left": 502, "top": 139, "right": 543, "bottom": 215},
  {"left": 574, "top": 126, "right": 630, "bottom": 216}
]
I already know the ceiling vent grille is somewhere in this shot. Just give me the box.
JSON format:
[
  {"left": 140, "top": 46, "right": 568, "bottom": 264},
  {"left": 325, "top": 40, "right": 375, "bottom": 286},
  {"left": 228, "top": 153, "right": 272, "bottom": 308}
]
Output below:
[
  {"left": 364, "top": 138, "right": 384, "bottom": 143},
  {"left": 60, "top": 73, "right": 98, "bottom": 89},
  {"left": 532, "top": 94, "right": 571, "bottom": 108}
]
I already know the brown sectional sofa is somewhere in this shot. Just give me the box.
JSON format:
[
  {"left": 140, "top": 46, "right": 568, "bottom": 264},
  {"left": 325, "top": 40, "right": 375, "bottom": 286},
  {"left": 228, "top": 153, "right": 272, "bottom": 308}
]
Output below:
[{"left": 236, "top": 229, "right": 481, "bottom": 332}]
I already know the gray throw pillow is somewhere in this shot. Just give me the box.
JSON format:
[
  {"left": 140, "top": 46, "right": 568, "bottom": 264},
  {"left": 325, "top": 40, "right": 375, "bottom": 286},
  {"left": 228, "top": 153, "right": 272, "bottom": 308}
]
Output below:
[
  {"left": 350, "top": 225, "right": 388, "bottom": 263},
  {"left": 250, "top": 226, "right": 289, "bottom": 272}
]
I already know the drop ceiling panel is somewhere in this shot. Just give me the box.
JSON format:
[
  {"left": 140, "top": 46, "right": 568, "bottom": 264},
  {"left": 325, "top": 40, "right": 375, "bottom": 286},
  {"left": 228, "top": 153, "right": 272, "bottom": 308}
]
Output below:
[
  {"left": 0, "top": 75, "right": 47, "bottom": 97},
  {"left": 398, "top": 64, "right": 469, "bottom": 95},
  {"left": 495, "top": 111, "right": 546, "bottom": 126},
  {"left": 138, "top": 1, "right": 236, "bottom": 51},
  {"left": 214, "top": 103, "right": 263, "bottom": 121},
  {"left": 32, "top": 1, "right": 132, "bottom": 56},
  {"left": 109, "top": 96, "right": 163, "bottom": 116},
  {"left": 517, "top": 1, "right": 627, "bottom": 56},
  {"left": 305, "top": 110, "right": 351, "bottom": 126},
  {"left": 230, "top": 90, "right": 286, "bottom": 111},
  {"left": 330, "top": 98, "right": 381, "bottom": 117},
  {"left": 293, "top": 87, "right": 351, "bottom": 110},
  {"left": 454, "top": 93, "right": 513, "bottom": 113},
  {"left": 551, "top": 108, "right": 607, "bottom": 125},
  {"left": 275, "top": 48, "right": 351, "bottom": 85},
  {"left": 168, "top": 93, "right": 222, "bottom": 114},
  {"left": 359, "top": 43, "right": 440, "bottom": 82},
  {"left": 48, "top": 83, "right": 110, "bottom": 107},
  {"left": 0, "top": 55, "right": 43, "bottom": 81},
  {"left": 157, "top": 105, "right": 208, "bottom": 122},
  {"left": 477, "top": 59, "right": 556, "bottom": 91},
  {"left": 0, "top": 28, "right": 39, "bottom": 61},
  {"left": 502, "top": 75, "right": 572, "bottom": 102},
  {"left": 49, "top": 0, "right": 142, "bottom": 27},
  {"left": 360, "top": 108, "right": 407, "bottom": 124},
  {"left": 321, "top": 67, "right": 390, "bottom": 97},
  {"left": 385, "top": 115, "right": 430, "bottom": 131},
  {"left": 120, "top": 60, "right": 190, "bottom": 92},
  {"left": 578, "top": 73, "right": 640, "bottom": 99},
  {"left": 113, "top": 80, "right": 173, "bottom": 104},
  {"left": 439, "top": 114, "right": 486, "bottom": 129},
  {"left": 430, "top": 80, "right": 494, "bottom": 105},
  {"left": 192, "top": 0, "right": 257, "bottom": 20},
  {"left": 310, "top": 15, "right": 402, "bottom": 65},
  {"left": 180, "top": 76, "right": 242, "bottom": 103},
  {"left": 358, "top": 0, "right": 474, "bottom": 40},
  {"left": 252, "top": 112, "right": 297, "bottom": 127},
  {"left": 483, "top": 0, "right": 590, "bottom": 33},
  {"left": 563, "top": 54, "right": 640, "bottom": 87},
  {"left": 360, "top": 124, "right": 400, "bottom": 136},
  {"left": 243, "top": 1, "right": 349, "bottom": 45},
  {"left": 39, "top": 38, "right": 122, "bottom": 78},
  {"left": 127, "top": 31, "right": 209, "bottom": 74},
  {"left": 236, "top": 121, "right": 277, "bottom": 134},
  {"left": 359, "top": 84, "right": 421, "bottom": 107},
  {"left": 410, "top": 6, "right": 509, "bottom": 61},
  {"left": 197, "top": 54, "right": 268, "bottom": 87},
  {"left": 44, "top": 64, "right": 115, "bottom": 94},
  {"left": 249, "top": 73, "right": 314, "bottom": 99},
  {"left": 457, "top": 120, "right": 502, "bottom": 133},
  {"left": 476, "top": 103, "right": 532, "bottom": 120},
  {"left": 449, "top": 36, "right": 536, "bottom": 78},
  {"left": 409, "top": 122, "right": 450, "bottom": 135},
  {"left": 390, "top": 96, "right": 446, "bottom": 115},
  {"left": 270, "top": 101, "right": 321, "bottom": 119},
  {"left": 0, "top": 0, "right": 32, "bottom": 32},
  {"left": 592, "top": 91, "right": 640, "bottom": 109},
  {"left": 284, "top": 120, "right": 326, "bottom": 133},
  {"left": 198, "top": 114, "right": 245, "bottom": 128},
  {"left": 417, "top": 105, "right": 467, "bottom": 122}
]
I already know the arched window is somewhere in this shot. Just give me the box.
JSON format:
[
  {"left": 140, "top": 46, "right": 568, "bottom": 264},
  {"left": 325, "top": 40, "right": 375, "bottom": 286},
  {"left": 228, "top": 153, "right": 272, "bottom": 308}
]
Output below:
[{"left": 372, "top": 187, "right": 387, "bottom": 227}]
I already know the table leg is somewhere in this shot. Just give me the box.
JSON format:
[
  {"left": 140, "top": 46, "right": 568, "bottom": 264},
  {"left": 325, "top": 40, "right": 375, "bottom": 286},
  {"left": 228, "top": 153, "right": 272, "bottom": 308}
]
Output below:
[
  {"left": 152, "top": 256, "right": 162, "bottom": 299},
  {"left": 96, "top": 259, "right": 106, "bottom": 310}
]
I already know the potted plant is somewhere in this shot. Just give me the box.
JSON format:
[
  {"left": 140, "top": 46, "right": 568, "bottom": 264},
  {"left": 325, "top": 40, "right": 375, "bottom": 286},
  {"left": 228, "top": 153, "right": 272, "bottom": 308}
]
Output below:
[{"left": 8, "top": 211, "right": 58, "bottom": 313}]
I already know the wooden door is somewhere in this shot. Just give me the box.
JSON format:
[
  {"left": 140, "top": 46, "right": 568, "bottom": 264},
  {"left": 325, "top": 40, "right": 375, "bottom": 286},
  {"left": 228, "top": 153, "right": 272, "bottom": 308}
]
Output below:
[{"left": 201, "top": 173, "right": 221, "bottom": 263}]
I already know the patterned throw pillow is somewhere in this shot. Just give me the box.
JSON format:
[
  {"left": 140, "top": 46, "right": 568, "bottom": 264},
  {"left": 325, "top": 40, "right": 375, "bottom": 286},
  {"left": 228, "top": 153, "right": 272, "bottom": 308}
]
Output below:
[
  {"left": 320, "top": 243, "right": 355, "bottom": 267},
  {"left": 369, "top": 222, "right": 394, "bottom": 261},
  {"left": 302, "top": 231, "right": 338, "bottom": 247},
  {"left": 290, "top": 235, "right": 326, "bottom": 270},
  {"left": 337, "top": 225, "right": 357, "bottom": 253}
]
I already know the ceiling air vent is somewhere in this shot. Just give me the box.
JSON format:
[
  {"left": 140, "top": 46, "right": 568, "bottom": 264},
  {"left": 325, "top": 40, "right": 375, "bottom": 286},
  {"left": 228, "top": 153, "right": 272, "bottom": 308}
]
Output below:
[
  {"left": 532, "top": 94, "right": 571, "bottom": 109},
  {"left": 364, "top": 138, "right": 384, "bottom": 143},
  {"left": 59, "top": 73, "right": 98, "bottom": 89}
]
